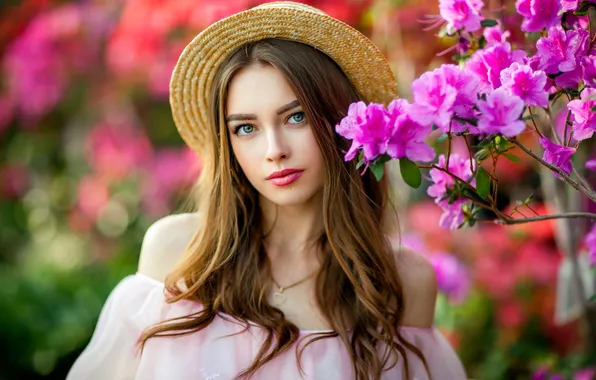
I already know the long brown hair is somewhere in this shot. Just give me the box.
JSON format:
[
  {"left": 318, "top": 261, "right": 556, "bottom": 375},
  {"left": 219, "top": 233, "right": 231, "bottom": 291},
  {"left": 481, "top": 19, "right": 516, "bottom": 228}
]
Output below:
[{"left": 139, "top": 39, "right": 429, "bottom": 379}]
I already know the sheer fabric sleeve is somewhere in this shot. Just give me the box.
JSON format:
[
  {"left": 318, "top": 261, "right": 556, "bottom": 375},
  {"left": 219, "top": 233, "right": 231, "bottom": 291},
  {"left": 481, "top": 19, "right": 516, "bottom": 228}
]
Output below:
[
  {"left": 399, "top": 326, "right": 468, "bottom": 380},
  {"left": 66, "top": 274, "right": 164, "bottom": 380}
]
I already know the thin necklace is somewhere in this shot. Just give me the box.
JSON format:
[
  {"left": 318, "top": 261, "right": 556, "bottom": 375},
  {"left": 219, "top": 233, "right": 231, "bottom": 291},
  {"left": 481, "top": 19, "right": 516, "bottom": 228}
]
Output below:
[{"left": 270, "top": 268, "right": 318, "bottom": 305}]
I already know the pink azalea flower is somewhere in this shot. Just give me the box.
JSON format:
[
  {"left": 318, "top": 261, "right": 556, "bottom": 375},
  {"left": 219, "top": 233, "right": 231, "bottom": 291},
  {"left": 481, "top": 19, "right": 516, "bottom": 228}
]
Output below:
[
  {"left": 386, "top": 99, "right": 435, "bottom": 162},
  {"left": 466, "top": 42, "right": 526, "bottom": 92},
  {"left": 500, "top": 62, "right": 548, "bottom": 108},
  {"left": 437, "top": 198, "right": 468, "bottom": 229},
  {"left": 536, "top": 26, "right": 588, "bottom": 75},
  {"left": 335, "top": 102, "right": 391, "bottom": 162},
  {"left": 586, "top": 159, "right": 596, "bottom": 170},
  {"left": 409, "top": 70, "right": 458, "bottom": 132},
  {"left": 439, "top": 0, "right": 483, "bottom": 33},
  {"left": 428, "top": 251, "right": 470, "bottom": 302},
  {"left": 539, "top": 136, "right": 576, "bottom": 178},
  {"left": 515, "top": 0, "right": 562, "bottom": 32},
  {"left": 427, "top": 154, "right": 475, "bottom": 200},
  {"left": 409, "top": 64, "right": 480, "bottom": 133},
  {"left": 581, "top": 55, "right": 596, "bottom": 88},
  {"left": 567, "top": 88, "right": 596, "bottom": 141},
  {"left": 574, "top": 367, "right": 596, "bottom": 380},
  {"left": 483, "top": 23, "right": 511, "bottom": 47},
  {"left": 585, "top": 223, "right": 596, "bottom": 267},
  {"left": 476, "top": 87, "right": 526, "bottom": 137}
]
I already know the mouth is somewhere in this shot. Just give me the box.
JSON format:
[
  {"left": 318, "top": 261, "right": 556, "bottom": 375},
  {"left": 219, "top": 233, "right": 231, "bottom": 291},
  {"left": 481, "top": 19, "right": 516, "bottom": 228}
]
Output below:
[{"left": 267, "top": 170, "right": 304, "bottom": 186}]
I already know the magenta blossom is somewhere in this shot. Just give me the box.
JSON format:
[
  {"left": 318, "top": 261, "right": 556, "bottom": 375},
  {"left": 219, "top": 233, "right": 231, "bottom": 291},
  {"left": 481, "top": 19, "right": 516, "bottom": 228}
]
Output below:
[
  {"left": 585, "top": 224, "right": 596, "bottom": 267},
  {"left": 586, "top": 159, "right": 596, "bottom": 170},
  {"left": 409, "top": 64, "right": 480, "bottom": 133},
  {"left": 409, "top": 69, "right": 458, "bottom": 132},
  {"left": 581, "top": 55, "right": 596, "bottom": 88},
  {"left": 476, "top": 87, "right": 526, "bottom": 137},
  {"left": 483, "top": 23, "right": 511, "bottom": 47},
  {"left": 539, "top": 136, "right": 576, "bottom": 178},
  {"left": 515, "top": 0, "right": 562, "bottom": 32},
  {"left": 437, "top": 198, "right": 468, "bottom": 229},
  {"left": 439, "top": 0, "right": 483, "bottom": 33},
  {"left": 428, "top": 251, "right": 470, "bottom": 302},
  {"left": 567, "top": 88, "right": 596, "bottom": 141},
  {"left": 428, "top": 154, "right": 475, "bottom": 200},
  {"left": 574, "top": 367, "right": 596, "bottom": 380},
  {"left": 500, "top": 63, "right": 548, "bottom": 108},
  {"left": 536, "top": 26, "right": 589, "bottom": 75},
  {"left": 336, "top": 102, "right": 391, "bottom": 162},
  {"left": 465, "top": 42, "right": 526, "bottom": 92},
  {"left": 386, "top": 99, "right": 435, "bottom": 162}
]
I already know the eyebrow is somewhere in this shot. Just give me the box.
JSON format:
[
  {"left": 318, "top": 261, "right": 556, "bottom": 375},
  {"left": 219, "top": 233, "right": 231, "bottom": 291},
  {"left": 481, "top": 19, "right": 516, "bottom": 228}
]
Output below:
[{"left": 226, "top": 99, "right": 301, "bottom": 122}]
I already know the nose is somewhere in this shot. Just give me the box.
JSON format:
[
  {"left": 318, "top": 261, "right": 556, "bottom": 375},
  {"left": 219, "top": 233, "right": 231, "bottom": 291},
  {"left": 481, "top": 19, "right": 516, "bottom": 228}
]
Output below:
[{"left": 265, "top": 127, "right": 290, "bottom": 163}]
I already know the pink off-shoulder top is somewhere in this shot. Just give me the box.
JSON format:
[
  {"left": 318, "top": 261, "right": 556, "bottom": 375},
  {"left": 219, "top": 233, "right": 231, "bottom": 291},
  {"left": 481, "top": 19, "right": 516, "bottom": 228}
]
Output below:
[{"left": 66, "top": 273, "right": 467, "bottom": 380}]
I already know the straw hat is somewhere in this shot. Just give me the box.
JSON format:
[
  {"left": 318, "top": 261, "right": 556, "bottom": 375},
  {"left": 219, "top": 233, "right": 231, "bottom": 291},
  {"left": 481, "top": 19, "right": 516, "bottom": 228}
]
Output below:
[{"left": 169, "top": 1, "right": 397, "bottom": 157}]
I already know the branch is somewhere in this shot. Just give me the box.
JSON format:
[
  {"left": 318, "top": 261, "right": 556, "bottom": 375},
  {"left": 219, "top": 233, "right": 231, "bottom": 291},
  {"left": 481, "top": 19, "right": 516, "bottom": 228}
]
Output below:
[
  {"left": 494, "top": 212, "right": 596, "bottom": 225},
  {"left": 510, "top": 137, "right": 596, "bottom": 203}
]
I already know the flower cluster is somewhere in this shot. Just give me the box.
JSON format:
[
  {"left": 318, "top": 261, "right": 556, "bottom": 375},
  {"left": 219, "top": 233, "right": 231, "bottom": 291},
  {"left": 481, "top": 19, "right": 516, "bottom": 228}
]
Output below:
[
  {"left": 335, "top": 99, "right": 435, "bottom": 175},
  {"left": 337, "top": 0, "right": 596, "bottom": 246}
]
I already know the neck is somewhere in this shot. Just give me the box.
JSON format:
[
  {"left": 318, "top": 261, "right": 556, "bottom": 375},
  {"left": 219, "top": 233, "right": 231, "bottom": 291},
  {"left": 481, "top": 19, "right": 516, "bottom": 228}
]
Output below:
[{"left": 259, "top": 194, "right": 324, "bottom": 268}]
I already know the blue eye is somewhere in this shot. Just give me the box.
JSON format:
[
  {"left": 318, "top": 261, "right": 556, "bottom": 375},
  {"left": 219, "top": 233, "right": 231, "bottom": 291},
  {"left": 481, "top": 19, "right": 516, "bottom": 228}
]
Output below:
[
  {"left": 289, "top": 112, "right": 306, "bottom": 124},
  {"left": 233, "top": 124, "right": 255, "bottom": 136}
]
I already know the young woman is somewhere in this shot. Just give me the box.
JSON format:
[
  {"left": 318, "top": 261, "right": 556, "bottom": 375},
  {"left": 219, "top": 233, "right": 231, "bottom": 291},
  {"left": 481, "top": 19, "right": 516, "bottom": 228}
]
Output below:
[{"left": 67, "top": 2, "right": 467, "bottom": 379}]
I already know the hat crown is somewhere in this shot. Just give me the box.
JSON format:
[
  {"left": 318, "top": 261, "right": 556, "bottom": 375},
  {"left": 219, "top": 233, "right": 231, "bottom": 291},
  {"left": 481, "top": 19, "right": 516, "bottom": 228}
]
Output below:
[{"left": 254, "top": 1, "right": 326, "bottom": 15}]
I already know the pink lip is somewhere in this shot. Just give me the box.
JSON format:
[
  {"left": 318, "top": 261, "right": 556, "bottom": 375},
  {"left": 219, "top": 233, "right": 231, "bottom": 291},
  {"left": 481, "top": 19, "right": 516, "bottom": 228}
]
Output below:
[
  {"left": 268, "top": 170, "right": 304, "bottom": 187},
  {"left": 267, "top": 168, "right": 304, "bottom": 180}
]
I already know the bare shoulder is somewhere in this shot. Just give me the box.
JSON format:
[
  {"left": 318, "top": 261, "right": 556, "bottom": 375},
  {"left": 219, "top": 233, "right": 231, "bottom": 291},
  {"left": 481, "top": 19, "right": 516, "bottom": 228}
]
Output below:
[
  {"left": 137, "top": 212, "right": 201, "bottom": 282},
  {"left": 394, "top": 247, "right": 438, "bottom": 328}
]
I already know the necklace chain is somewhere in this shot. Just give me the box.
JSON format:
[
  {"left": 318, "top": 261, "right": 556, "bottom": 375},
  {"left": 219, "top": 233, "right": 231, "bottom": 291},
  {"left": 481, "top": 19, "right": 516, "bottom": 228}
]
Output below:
[{"left": 271, "top": 268, "right": 319, "bottom": 293}]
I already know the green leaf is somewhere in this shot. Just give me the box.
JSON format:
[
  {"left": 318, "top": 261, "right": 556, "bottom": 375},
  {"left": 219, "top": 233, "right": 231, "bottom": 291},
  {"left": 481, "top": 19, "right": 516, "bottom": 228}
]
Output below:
[
  {"left": 476, "top": 167, "right": 490, "bottom": 199},
  {"left": 481, "top": 19, "right": 498, "bottom": 27},
  {"left": 399, "top": 158, "right": 421, "bottom": 189},
  {"left": 371, "top": 161, "right": 385, "bottom": 181},
  {"left": 437, "top": 134, "right": 449, "bottom": 143},
  {"left": 591, "top": 105, "right": 596, "bottom": 112},
  {"left": 356, "top": 159, "right": 365, "bottom": 169},
  {"left": 503, "top": 153, "right": 521, "bottom": 162}
]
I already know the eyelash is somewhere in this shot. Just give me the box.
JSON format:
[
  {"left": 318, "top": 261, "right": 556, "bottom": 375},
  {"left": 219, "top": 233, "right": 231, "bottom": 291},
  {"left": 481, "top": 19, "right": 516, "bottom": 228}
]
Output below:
[{"left": 232, "top": 111, "right": 307, "bottom": 136}]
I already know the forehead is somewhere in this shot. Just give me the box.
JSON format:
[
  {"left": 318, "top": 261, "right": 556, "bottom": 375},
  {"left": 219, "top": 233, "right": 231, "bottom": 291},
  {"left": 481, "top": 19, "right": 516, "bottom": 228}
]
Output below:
[{"left": 226, "top": 64, "right": 298, "bottom": 113}]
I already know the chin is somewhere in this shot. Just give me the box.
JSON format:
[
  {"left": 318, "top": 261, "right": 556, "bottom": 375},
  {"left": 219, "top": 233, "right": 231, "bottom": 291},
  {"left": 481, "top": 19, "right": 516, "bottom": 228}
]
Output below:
[{"left": 261, "top": 188, "right": 322, "bottom": 208}]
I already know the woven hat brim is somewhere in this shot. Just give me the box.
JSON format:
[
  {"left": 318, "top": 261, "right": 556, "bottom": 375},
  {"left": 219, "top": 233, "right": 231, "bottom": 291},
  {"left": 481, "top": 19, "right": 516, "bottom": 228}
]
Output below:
[{"left": 169, "top": 5, "right": 398, "bottom": 157}]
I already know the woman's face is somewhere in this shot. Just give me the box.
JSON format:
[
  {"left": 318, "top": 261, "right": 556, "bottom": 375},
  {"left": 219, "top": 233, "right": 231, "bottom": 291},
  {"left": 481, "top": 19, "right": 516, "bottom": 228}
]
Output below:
[{"left": 226, "top": 64, "right": 326, "bottom": 207}]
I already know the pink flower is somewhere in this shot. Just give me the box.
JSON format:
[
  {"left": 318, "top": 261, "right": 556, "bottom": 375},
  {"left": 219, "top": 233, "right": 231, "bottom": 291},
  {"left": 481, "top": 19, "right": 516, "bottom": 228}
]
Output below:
[
  {"left": 515, "top": 0, "right": 562, "bottom": 32},
  {"left": 586, "top": 159, "right": 596, "bottom": 170},
  {"left": 408, "top": 64, "right": 480, "bottom": 133},
  {"left": 483, "top": 23, "right": 511, "bottom": 47},
  {"left": 76, "top": 176, "right": 110, "bottom": 221},
  {"left": 428, "top": 251, "right": 470, "bottom": 302},
  {"left": 466, "top": 42, "right": 526, "bottom": 92},
  {"left": 335, "top": 102, "right": 391, "bottom": 162},
  {"left": 438, "top": 198, "right": 467, "bottom": 229},
  {"left": 536, "top": 26, "right": 589, "bottom": 75},
  {"left": 500, "top": 63, "right": 548, "bottom": 108},
  {"left": 141, "top": 147, "right": 201, "bottom": 217},
  {"left": 386, "top": 99, "right": 435, "bottom": 162},
  {"left": 427, "top": 154, "right": 475, "bottom": 200},
  {"left": 85, "top": 119, "right": 154, "bottom": 182},
  {"left": 539, "top": 137, "right": 576, "bottom": 178},
  {"left": 439, "top": 0, "right": 483, "bottom": 33},
  {"left": 581, "top": 55, "right": 596, "bottom": 88},
  {"left": 574, "top": 367, "right": 596, "bottom": 380},
  {"left": 476, "top": 87, "right": 526, "bottom": 137},
  {"left": 585, "top": 223, "right": 596, "bottom": 267},
  {"left": 409, "top": 70, "right": 458, "bottom": 132},
  {"left": 567, "top": 88, "right": 596, "bottom": 141}
]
